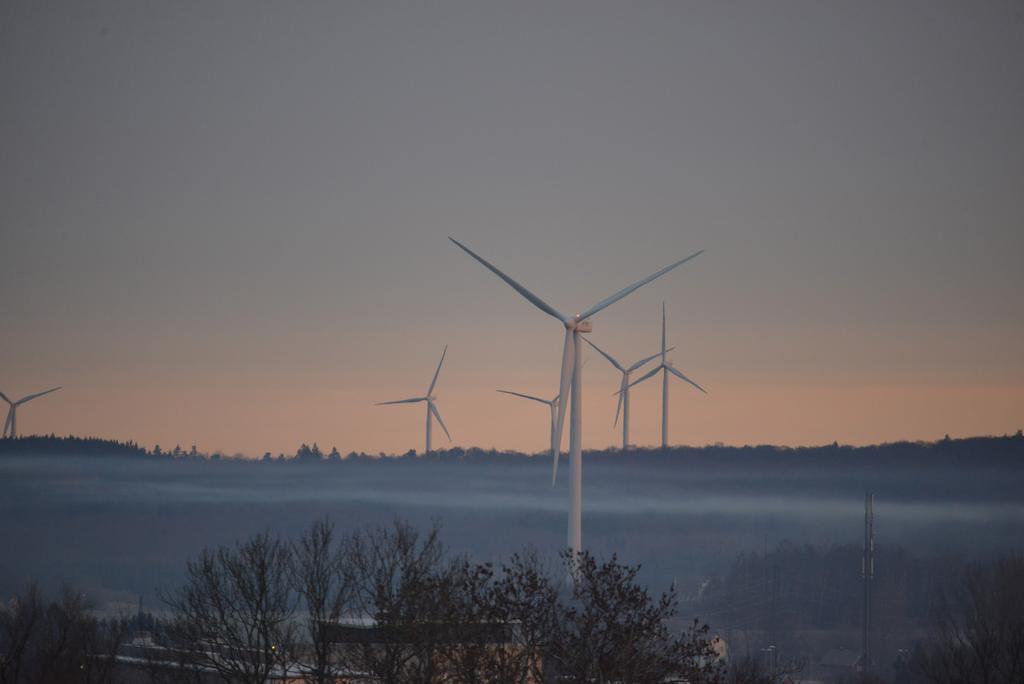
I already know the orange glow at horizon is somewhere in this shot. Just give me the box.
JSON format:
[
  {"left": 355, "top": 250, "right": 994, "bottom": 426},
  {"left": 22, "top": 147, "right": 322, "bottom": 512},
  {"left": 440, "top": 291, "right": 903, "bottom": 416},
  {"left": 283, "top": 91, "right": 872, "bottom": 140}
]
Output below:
[{"left": 9, "top": 374, "right": 1022, "bottom": 458}]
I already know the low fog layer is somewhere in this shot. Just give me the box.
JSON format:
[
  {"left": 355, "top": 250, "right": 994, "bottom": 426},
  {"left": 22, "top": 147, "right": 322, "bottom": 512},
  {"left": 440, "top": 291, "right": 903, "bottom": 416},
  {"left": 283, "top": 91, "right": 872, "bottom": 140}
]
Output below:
[{"left": 1, "top": 435, "right": 1022, "bottom": 611}]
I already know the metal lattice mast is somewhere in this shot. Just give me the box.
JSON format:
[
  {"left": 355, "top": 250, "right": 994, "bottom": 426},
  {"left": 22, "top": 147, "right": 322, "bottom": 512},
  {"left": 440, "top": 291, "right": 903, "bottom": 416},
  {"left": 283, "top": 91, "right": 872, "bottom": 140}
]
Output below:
[{"left": 862, "top": 492, "right": 874, "bottom": 678}]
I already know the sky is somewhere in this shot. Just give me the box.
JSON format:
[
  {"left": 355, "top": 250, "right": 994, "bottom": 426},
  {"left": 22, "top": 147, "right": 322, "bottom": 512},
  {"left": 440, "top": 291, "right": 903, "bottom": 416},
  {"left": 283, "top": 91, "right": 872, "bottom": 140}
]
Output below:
[{"left": 1, "top": 1, "right": 1022, "bottom": 457}]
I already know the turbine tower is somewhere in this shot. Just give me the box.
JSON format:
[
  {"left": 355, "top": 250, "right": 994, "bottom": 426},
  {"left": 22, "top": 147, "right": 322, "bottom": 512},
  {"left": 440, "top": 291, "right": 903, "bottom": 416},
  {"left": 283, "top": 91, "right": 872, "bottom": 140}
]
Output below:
[
  {"left": 450, "top": 237, "right": 702, "bottom": 554},
  {"left": 584, "top": 338, "right": 668, "bottom": 450},
  {"left": 375, "top": 346, "right": 452, "bottom": 455},
  {"left": 624, "top": 302, "right": 706, "bottom": 448},
  {"left": 497, "top": 390, "right": 560, "bottom": 482},
  {"left": 1, "top": 386, "right": 62, "bottom": 439}
]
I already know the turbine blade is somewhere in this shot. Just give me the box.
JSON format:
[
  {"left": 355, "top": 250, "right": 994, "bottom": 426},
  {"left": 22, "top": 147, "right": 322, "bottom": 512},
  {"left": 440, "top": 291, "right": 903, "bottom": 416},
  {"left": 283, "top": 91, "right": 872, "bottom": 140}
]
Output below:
[
  {"left": 429, "top": 402, "right": 452, "bottom": 441},
  {"left": 628, "top": 347, "right": 674, "bottom": 372},
  {"left": 662, "top": 302, "right": 667, "bottom": 356},
  {"left": 667, "top": 365, "right": 708, "bottom": 393},
  {"left": 552, "top": 329, "right": 575, "bottom": 462},
  {"left": 613, "top": 377, "right": 625, "bottom": 427},
  {"left": 578, "top": 250, "right": 704, "bottom": 321},
  {"left": 15, "top": 386, "right": 61, "bottom": 406},
  {"left": 547, "top": 401, "right": 560, "bottom": 484},
  {"left": 375, "top": 397, "right": 426, "bottom": 405},
  {"left": 496, "top": 389, "right": 551, "bottom": 406},
  {"left": 583, "top": 338, "right": 623, "bottom": 372},
  {"left": 552, "top": 441, "right": 560, "bottom": 485},
  {"left": 621, "top": 364, "right": 662, "bottom": 393},
  {"left": 448, "top": 238, "right": 568, "bottom": 323},
  {"left": 0, "top": 390, "right": 11, "bottom": 405},
  {"left": 427, "top": 345, "right": 447, "bottom": 395}
]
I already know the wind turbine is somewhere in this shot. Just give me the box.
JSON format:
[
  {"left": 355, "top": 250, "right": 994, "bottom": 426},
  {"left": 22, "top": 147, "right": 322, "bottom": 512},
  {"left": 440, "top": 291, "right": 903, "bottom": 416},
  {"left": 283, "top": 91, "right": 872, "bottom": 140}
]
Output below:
[
  {"left": 1, "top": 386, "right": 62, "bottom": 439},
  {"left": 583, "top": 338, "right": 672, "bottom": 450},
  {"left": 496, "top": 390, "right": 560, "bottom": 482},
  {"left": 624, "top": 302, "right": 706, "bottom": 448},
  {"left": 450, "top": 237, "right": 702, "bottom": 554},
  {"left": 375, "top": 346, "right": 452, "bottom": 455}
]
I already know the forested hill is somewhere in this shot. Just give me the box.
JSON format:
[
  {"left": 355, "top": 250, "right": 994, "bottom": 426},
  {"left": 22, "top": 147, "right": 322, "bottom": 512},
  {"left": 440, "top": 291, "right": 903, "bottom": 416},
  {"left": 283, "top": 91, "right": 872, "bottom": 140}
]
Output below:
[
  {"left": 1, "top": 431, "right": 1022, "bottom": 466},
  {"left": 0, "top": 434, "right": 149, "bottom": 458}
]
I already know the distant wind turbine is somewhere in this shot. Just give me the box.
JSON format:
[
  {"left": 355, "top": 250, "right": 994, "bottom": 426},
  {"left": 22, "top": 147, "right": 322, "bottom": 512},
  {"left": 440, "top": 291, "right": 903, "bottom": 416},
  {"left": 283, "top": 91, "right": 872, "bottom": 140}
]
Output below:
[
  {"left": 497, "top": 390, "right": 560, "bottom": 482},
  {"left": 1, "top": 386, "right": 62, "bottom": 439},
  {"left": 623, "top": 303, "right": 706, "bottom": 447},
  {"left": 375, "top": 346, "right": 452, "bottom": 455},
  {"left": 450, "top": 237, "right": 702, "bottom": 555},
  {"left": 584, "top": 338, "right": 671, "bottom": 450}
]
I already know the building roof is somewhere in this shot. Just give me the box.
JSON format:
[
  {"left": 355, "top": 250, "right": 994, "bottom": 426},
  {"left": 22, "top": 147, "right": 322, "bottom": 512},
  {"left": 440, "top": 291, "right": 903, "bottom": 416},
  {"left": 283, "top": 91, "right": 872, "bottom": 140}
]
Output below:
[
  {"left": 321, "top": 620, "right": 516, "bottom": 645},
  {"left": 819, "top": 648, "right": 862, "bottom": 668}
]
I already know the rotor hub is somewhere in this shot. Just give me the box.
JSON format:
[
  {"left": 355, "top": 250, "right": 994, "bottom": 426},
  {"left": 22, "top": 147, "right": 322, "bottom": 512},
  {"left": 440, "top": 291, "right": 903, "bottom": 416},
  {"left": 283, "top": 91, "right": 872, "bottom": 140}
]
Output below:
[{"left": 567, "top": 317, "right": 593, "bottom": 333}]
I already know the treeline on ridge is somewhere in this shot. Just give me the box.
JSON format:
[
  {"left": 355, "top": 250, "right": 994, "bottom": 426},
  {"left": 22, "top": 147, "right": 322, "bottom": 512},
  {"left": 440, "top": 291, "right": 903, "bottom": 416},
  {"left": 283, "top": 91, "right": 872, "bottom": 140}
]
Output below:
[{"left": 2, "top": 431, "right": 1022, "bottom": 466}]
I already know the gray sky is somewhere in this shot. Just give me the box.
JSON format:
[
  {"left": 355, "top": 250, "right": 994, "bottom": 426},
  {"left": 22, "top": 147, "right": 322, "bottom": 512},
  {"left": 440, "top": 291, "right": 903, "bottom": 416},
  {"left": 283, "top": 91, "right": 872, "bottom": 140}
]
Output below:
[{"left": 2, "top": 1, "right": 1022, "bottom": 455}]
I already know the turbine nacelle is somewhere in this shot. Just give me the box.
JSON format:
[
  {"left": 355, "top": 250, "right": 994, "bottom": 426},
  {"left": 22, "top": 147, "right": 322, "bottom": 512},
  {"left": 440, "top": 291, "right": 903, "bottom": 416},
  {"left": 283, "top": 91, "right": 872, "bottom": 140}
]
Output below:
[{"left": 565, "top": 318, "right": 593, "bottom": 333}]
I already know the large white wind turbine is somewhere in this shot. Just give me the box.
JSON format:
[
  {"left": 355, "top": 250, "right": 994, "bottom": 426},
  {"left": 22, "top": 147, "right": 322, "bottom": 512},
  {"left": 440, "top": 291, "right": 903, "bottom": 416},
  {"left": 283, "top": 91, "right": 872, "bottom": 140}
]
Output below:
[
  {"left": 1, "top": 386, "right": 62, "bottom": 439},
  {"left": 450, "top": 237, "right": 702, "bottom": 554},
  {"left": 496, "top": 390, "right": 560, "bottom": 482},
  {"left": 624, "top": 302, "right": 706, "bottom": 448},
  {"left": 584, "top": 339, "right": 672, "bottom": 450},
  {"left": 375, "top": 346, "right": 452, "bottom": 455}
]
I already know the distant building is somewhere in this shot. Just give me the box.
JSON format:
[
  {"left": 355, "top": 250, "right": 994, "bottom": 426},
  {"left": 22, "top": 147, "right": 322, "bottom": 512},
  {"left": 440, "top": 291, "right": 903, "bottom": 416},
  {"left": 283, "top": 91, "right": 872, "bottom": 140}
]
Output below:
[
  {"left": 321, "top": 618, "right": 542, "bottom": 684},
  {"left": 110, "top": 635, "right": 312, "bottom": 683},
  {"left": 817, "top": 647, "right": 864, "bottom": 680}
]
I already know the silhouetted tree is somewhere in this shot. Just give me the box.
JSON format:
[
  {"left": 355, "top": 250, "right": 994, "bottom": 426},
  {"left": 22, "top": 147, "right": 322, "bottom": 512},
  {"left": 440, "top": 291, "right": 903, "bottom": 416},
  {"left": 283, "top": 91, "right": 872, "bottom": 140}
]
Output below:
[
  {"left": 291, "top": 518, "right": 351, "bottom": 684},
  {"left": 0, "top": 583, "right": 128, "bottom": 684},
  {"left": 162, "top": 532, "right": 298, "bottom": 684},
  {"left": 440, "top": 550, "right": 559, "bottom": 684},
  {"left": 340, "top": 520, "right": 450, "bottom": 684},
  {"left": 0, "top": 582, "right": 43, "bottom": 684},
  {"left": 911, "top": 554, "right": 1024, "bottom": 684},
  {"left": 548, "top": 551, "right": 722, "bottom": 684}
]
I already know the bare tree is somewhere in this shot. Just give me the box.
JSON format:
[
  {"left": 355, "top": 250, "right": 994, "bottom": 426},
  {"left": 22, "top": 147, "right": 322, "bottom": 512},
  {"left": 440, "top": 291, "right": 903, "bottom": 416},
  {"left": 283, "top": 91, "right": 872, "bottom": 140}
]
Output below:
[
  {"left": 488, "top": 551, "right": 560, "bottom": 684},
  {"left": 0, "top": 583, "right": 43, "bottom": 684},
  {"left": 162, "top": 531, "right": 298, "bottom": 684},
  {"left": 291, "top": 517, "right": 351, "bottom": 684},
  {"left": 152, "top": 518, "right": 725, "bottom": 684},
  {"left": 434, "top": 558, "right": 504, "bottom": 684},
  {"left": 548, "top": 551, "right": 723, "bottom": 684},
  {"left": 911, "top": 554, "right": 1024, "bottom": 684},
  {"left": 340, "top": 519, "right": 450, "bottom": 684},
  {"left": 339, "top": 531, "right": 721, "bottom": 684},
  {"left": 441, "top": 550, "right": 559, "bottom": 684},
  {"left": 0, "top": 584, "right": 128, "bottom": 684}
]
